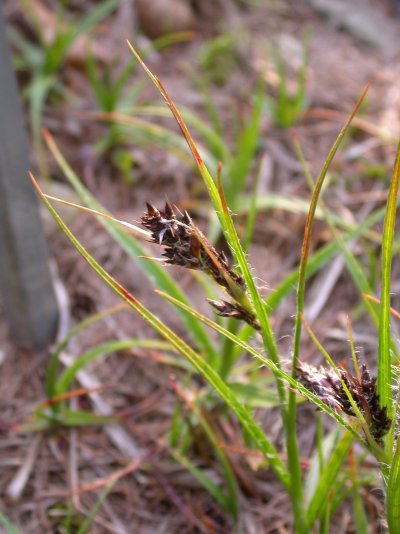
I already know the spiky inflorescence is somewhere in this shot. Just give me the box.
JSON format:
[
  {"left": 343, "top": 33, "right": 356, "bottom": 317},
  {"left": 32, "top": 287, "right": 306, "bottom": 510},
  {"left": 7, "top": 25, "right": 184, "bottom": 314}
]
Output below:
[
  {"left": 296, "top": 361, "right": 391, "bottom": 443},
  {"left": 141, "top": 202, "right": 259, "bottom": 329}
]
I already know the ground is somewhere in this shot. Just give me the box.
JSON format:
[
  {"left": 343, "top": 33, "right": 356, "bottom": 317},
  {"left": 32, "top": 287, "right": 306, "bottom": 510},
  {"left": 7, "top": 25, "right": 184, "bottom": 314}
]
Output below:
[{"left": 1, "top": 0, "right": 400, "bottom": 532}]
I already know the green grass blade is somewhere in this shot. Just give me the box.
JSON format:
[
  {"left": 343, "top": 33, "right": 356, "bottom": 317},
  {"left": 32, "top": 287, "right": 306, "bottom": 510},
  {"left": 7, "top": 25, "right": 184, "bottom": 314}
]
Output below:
[
  {"left": 76, "top": 482, "right": 115, "bottom": 534},
  {"left": 125, "top": 45, "right": 284, "bottom": 395},
  {"left": 125, "top": 43, "right": 312, "bottom": 443},
  {"left": 387, "top": 437, "right": 400, "bottom": 533},
  {"left": 55, "top": 339, "right": 168, "bottom": 395},
  {"left": 216, "top": 175, "right": 282, "bottom": 366},
  {"left": 43, "top": 131, "right": 217, "bottom": 363},
  {"left": 227, "top": 381, "right": 281, "bottom": 408},
  {"left": 306, "top": 431, "right": 353, "bottom": 528},
  {"left": 0, "top": 512, "right": 20, "bottom": 534},
  {"left": 126, "top": 42, "right": 230, "bottom": 241},
  {"left": 178, "top": 396, "right": 238, "bottom": 518},
  {"left": 351, "top": 480, "right": 370, "bottom": 534},
  {"left": 30, "top": 174, "right": 290, "bottom": 490},
  {"left": 92, "top": 112, "right": 217, "bottom": 170},
  {"left": 66, "top": 0, "right": 119, "bottom": 56},
  {"left": 55, "top": 410, "right": 115, "bottom": 427},
  {"left": 85, "top": 49, "right": 108, "bottom": 111},
  {"left": 378, "top": 140, "right": 400, "bottom": 421},
  {"left": 243, "top": 159, "right": 261, "bottom": 253},
  {"left": 46, "top": 303, "right": 125, "bottom": 398},
  {"left": 130, "top": 105, "right": 230, "bottom": 162},
  {"left": 291, "top": 83, "right": 369, "bottom": 377},
  {"left": 226, "top": 79, "right": 264, "bottom": 204},
  {"left": 238, "top": 191, "right": 385, "bottom": 246},
  {"left": 170, "top": 448, "right": 230, "bottom": 510},
  {"left": 287, "top": 86, "right": 369, "bottom": 529},
  {"left": 28, "top": 75, "right": 54, "bottom": 139},
  {"left": 305, "top": 428, "right": 339, "bottom": 504}
]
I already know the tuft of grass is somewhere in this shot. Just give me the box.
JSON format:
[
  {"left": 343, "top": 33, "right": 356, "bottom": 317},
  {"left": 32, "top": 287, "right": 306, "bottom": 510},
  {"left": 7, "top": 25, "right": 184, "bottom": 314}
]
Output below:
[
  {"left": 9, "top": 0, "right": 118, "bottom": 175},
  {"left": 266, "top": 32, "right": 310, "bottom": 128}
]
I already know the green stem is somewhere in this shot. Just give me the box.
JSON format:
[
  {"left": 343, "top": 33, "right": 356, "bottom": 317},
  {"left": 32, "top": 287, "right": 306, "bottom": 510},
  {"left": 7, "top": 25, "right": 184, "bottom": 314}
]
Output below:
[{"left": 219, "top": 318, "right": 240, "bottom": 380}]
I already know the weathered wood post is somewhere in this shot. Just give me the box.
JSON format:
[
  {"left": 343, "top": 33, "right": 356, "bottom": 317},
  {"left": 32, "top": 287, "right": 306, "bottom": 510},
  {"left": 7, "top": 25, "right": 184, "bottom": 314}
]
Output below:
[{"left": 0, "top": 5, "right": 59, "bottom": 348}]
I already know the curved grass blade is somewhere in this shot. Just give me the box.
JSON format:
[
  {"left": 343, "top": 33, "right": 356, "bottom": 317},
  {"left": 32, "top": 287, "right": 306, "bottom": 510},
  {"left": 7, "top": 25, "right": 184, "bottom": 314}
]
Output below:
[
  {"left": 30, "top": 173, "right": 290, "bottom": 490},
  {"left": 230, "top": 197, "right": 400, "bottom": 363},
  {"left": 43, "top": 131, "right": 217, "bottom": 363},
  {"left": 290, "top": 83, "right": 369, "bottom": 377},
  {"left": 46, "top": 303, "right": 126, "bottom": 398},
  {"left": 291, "top": 129, "right": 398, "bottom": 360},
  {"left": 55, "top": 339, "right": 172, "bottom": 395},
  {"left": 287, "top": 86, "right": 369, "bottom": 524},
  {"left": 50, "top": 410, "right": 115, "bottom": 427},
  {"left": 81, "top": 110, "right": 217, "bottom": 170},
  {"left": 126, "top": 41, "right": 225, "bottom": 224}
]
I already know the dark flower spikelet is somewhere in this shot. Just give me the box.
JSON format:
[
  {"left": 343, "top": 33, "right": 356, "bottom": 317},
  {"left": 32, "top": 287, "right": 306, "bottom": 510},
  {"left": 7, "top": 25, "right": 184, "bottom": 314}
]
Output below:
[
  {"left": 141, "top": 202, "right": 259, "bottom": 329},
  {"left": 208, "top": 299, "right": 261, "bottom": 330},
  {"left": 296, "top": 361, "right": 391, "bottom": 443}
]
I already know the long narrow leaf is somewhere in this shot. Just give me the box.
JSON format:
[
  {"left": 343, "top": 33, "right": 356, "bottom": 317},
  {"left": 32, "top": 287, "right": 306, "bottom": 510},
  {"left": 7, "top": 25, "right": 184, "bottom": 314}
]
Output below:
[
  {"left": 226, "top": 79, "right": 264, "bottom": 204},
  {"left": 291, "top": 84, "right": 369, "bottom": 376},
  {"left": 387, "top": 437, "right": 400, "bottom": 533},
  {"left": 306, "top": 432, "right": 353, "bottom": 528},
  {"left": 287, "top": 86, "right": 369, "bottom": 525},
  {"left": 55, "top": 339, "right": 171, "bottom": 395},
  {"left": 46, "top": 303, "right": 126, "bottom": 398},
  {"left": 378, "top": 140, "right": 400, "bottom": 421}
]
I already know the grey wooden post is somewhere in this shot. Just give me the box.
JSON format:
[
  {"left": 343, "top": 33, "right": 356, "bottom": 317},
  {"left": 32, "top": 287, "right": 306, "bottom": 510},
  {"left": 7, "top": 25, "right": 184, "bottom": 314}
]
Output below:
[{"left": 0, "top": 5, "right": 58, "bottom": 348}]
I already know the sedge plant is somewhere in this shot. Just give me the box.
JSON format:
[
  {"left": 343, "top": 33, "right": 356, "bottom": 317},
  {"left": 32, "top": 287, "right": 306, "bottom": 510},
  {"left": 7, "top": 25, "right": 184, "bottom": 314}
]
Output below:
[{"left": 29, "top": 42, "right": 400, "bottom": 532}]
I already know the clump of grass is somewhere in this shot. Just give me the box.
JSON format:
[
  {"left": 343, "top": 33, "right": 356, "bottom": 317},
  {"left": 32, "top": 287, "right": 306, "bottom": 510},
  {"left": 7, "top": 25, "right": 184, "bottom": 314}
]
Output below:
[
  {"left": 9, "top": 0, "right": 118, "bottom": 175},
  {"left": 28, "top": 42, "right": 400, "bottom": 533}
]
